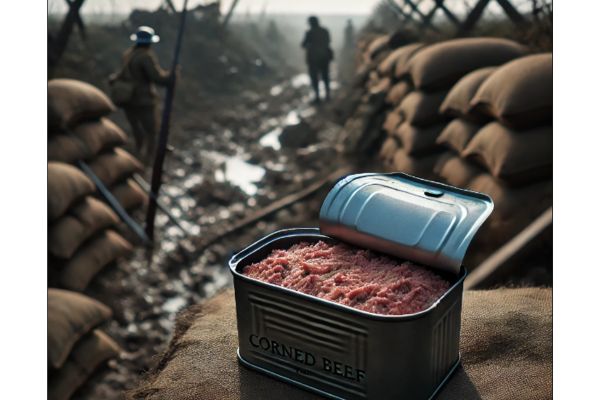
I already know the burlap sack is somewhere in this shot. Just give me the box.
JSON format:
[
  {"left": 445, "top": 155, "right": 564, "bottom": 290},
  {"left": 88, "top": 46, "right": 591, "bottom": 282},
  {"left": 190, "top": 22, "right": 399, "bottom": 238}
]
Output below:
[
  {"left": 435, "top": 118, "right": 481, "bottom": 154},
  {"left": 48, "top": 289, "right": 112, "bottom": 369},
  {"left": 470, "top": 53, "right": 552, "bottom": 129},
  {"left": 398, "top": 90, "right": 448, "bottom": 126},
  {"left": 58, "top": 230, "right": 133, "bottom": 292},
  {"left": 368, "top": 76, "right": 392, "bottom": 97},
  {"left": 462, "top": 122, "right": 552, "bottom": 185},
  {"left": 468, "top": 174, "right": 552, "bottom": 229},
  {"left": 72, "top": 118, "right": 129, "bottom": 155},
  {"left": 48, "top": 134, "right": 92, "bottom": 164},
  {"left": 366, "top": 35, "right": 390, "bottom": 61},
  {"left": 392, "top": 148, "right": 443, "bottom": 179},
  {"left": 111, "top": 179, "right": 148, "bottom": 210},
  {"left": 88, "top": 148, "right": 143, "bottom": 187},
  {"left": 127, "top": 287, "right": 551, "bottom": 400},
  {"left": 48, "top": 162, "right": 95, "bottom": 221},
  {"left": 407, "top": 38, "right": 527, "bottom": 90},
  {"left": 393, "top": 43, "right": 426, "bottom": 79},
  {"left": 48, "top": 79, "right": 116, "bottom": 130},
  {"left": 378, "top": 137, "right": 399, "bottom": 164},
  {"left": 440, "top": 67, "right": 497, "bottom": 119},
  {"left": 377, "top": 47, "right": 404, "bottom": 77},
  {"left": 437, "top": 288, "right": 551, "bottom": 400},
  {"left": 382, "top": 111, "right": 403, "bottom": 136},
  {"left": 434, "top": 155, "right": 484, "bottom": 188},
  {"left": 49, "top": 329, "right": 120, "bottom": 400},
  {"left": 48, "top": 197, "right": 119, "bottom": 259},
  {"left": 378, "top": 43, "right": 424, "bottom": 77},
  {"left": 394, "top": 122, "right": 446, "bottom": 156},
  {"left": 385, "top": 80, "right": 413, "bottom": 106}
]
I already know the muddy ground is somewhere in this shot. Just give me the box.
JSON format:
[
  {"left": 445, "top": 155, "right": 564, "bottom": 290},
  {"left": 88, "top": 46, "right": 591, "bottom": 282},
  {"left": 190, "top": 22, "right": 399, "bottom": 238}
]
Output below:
[{"left": 75, "top": 67, "right": 356, "bottom": 399}]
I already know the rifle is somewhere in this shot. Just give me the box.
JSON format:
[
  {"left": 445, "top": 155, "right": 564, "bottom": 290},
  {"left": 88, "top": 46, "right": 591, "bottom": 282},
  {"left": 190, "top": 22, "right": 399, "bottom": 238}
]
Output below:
[{"left": 145, "top": 0, "right": 189, "bottom": 241}]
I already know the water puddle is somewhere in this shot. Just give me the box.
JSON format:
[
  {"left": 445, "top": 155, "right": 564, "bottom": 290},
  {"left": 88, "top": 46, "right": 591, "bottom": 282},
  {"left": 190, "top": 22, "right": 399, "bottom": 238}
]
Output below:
[
  {"left": 270, "top": 84, "right": 284, "bottom": 97},
  {"left": 162, "top": 296, "right": 187, "bottom": 313},
  {"left": 208, "top": 153, "right": 266, "bottom": 196},
  {"left": 291, "top": 73, "right": 311, "bottom": 88},
  {"left": 259, "top": 127, "right": 282, "bottom": 150},
  {"left": 285, "top": 110, "right": 301, "bottom": 125}
]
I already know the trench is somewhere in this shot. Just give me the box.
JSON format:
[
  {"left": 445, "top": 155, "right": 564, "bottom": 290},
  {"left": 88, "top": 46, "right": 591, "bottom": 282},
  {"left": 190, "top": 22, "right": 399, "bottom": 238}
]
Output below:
[{"left": 78, "top": 71, "right": 346, "bottom": 399}]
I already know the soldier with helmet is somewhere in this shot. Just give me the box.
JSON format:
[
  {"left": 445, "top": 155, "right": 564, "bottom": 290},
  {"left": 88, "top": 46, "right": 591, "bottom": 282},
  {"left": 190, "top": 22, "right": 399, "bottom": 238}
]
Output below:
[{"left": 110, "top": 26, "right": 172, "bottom": 164}]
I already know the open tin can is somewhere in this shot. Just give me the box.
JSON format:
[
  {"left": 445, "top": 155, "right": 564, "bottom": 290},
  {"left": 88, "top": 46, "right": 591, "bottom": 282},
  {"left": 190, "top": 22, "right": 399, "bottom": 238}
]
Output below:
[{"left": 230, "top": 173, "right": 493, "bottom": 399}]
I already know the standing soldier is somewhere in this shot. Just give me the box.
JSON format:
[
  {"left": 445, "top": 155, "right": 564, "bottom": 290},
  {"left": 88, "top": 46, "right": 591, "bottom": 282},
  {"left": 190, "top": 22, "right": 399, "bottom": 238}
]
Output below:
[
  {"left": 110, "top": 26, "right": 172, "bottom": 164},
  {"left": 344, "top": 19, "right": 355, "bottom": 49},
  {"left": 301, "top": 16, "right": 333, "bottom": 103}
]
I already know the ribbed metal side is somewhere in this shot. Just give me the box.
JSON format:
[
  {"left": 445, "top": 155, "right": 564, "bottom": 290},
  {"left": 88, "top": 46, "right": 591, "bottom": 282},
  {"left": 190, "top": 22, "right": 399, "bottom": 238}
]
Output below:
[
  {"left": 430, "top": 300, "right": 460, "bottom": 387},
  {"left": 248, "top": 290, "right": 368, "bottom": 397}
]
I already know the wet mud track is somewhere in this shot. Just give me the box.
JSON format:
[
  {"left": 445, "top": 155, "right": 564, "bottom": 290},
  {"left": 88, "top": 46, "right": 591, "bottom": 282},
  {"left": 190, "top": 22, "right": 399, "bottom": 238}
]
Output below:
[{"left": 76, "top": 73, "right": 346, "bottom": 399}]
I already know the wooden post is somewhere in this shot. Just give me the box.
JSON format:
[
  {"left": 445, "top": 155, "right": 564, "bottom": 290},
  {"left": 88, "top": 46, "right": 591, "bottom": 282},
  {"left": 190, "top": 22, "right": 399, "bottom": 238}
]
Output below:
[
  {"left": 496, "top": 0, "right": 527, "bottom": 25},
  {"left": 464, "top": 207, "right": 552, "bottom": 289},
  {"left": 222, "top": 0, "right": 240, "bottom": 29},
  {"left": 78, "top": 161, "right": 152, "bottom": 247},
  {"left": 458, "top": 0, "right": 491, "bottom": 35},
  {"left": 48, "top": 0, "right": 86, "bottom": 70},
  {"left": 435, "top": 0, "right": 461, "bottom": 27},
  {"left": 386, "top": 0, "right": 420, "bottom": 25},
  {"left": 145, "top": 0, "right": 189, "bottom": 241},
  {"left": 403, "top": 0, "right": 440, "bottom": 31}
]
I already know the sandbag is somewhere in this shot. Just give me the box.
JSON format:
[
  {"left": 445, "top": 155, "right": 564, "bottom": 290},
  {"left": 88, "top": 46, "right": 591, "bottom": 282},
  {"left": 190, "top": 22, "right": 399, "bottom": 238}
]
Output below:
[
  {"left": 48, "top": 162, "right": 96, "bottom": 221},
  {"left": 434, "top": 155, "right": 484, "bottom": 188},
  {"left": 392, "top": 148, "right": 443, "bottom": 179},
  {"left": 462, "top": 122, "right": 552, "bottom": 185},
  {"left": 59, "top": 230, "right": 133, "bottom": 292},
  {"left": 48, "top": 289, "right": 112, "bottom": 369},
  {"left": 111, "top": 179, "right": 148, "bottom": 210},
  {"left": 394, "top": 122, "right": 446, "bottom": 155},
  {"left": 127, "top": 288, "right": 551, "bottom": 400},
  {"left": 385, "top": 80, "right": 413, "bottom": 105},
  {"left": 435, "top": 118, "right": 481, "bottom": 154},
  {"left": 88, "top": 148, "right": 143, "bottom": 186},
  {"left": 393, "top": 43, "right": 426, "bottom": 79},
  {"left": 468, "top": 174, "right": 552, "bottom": 234},
  {"left": 378, "top": 43, "right": 424, "bottom": 77},
  {"left": 72, "top": 118, "right": 129, "bottom": 155},
  {"left": 382, "top": 111, "right": 403, "bottom": 136},
  {"left": 48, "top": 329, "right": 120, "bottom": 400},
  {"left": 398, "top": 90, "right": 448, "bottom": 126},
  {"left": 407, "top": 38, "right": 527, "bottom": 90},
  {"left": 48, "top": 134, "right": 92, "bottom": 164},
  {"left": 470, "top": 53, "right": 552, "bottom": 129},
  {"left": 378, "top": 137, "right": 399, "bottom": 164},
  {"left": 440, "top": 67, "right": 497, "bottom": 119},
  {"left": 48, "top": 79, "right": 116, "bottom": 130},
  {"left": 368, "top": 76, "right": 392, "bottom": 96},
  {"left": 366, "top": 35, "right": 390, "bottom": 61},
  {"left": 48, "top": 197, "right": 119, "bottom": 260}
]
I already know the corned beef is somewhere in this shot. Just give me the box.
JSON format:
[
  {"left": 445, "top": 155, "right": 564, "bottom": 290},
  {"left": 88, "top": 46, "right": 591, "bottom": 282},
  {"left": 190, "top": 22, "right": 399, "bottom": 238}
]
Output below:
[{"left": 242, "top": 241, "right": 450, "bottom": 316}]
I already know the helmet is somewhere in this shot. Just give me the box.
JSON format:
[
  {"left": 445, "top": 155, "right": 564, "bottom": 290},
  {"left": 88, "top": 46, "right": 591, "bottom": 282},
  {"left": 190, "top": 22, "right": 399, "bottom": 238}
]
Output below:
[{"left": 130, "top": 26, "right": 160, "bottom": 44}]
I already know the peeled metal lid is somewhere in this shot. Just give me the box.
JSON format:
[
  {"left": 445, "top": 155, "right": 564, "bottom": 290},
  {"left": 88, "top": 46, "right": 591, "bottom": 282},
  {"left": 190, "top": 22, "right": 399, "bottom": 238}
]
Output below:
[{"left": 319, "top": 173, "right": 494, "bottom": 274}]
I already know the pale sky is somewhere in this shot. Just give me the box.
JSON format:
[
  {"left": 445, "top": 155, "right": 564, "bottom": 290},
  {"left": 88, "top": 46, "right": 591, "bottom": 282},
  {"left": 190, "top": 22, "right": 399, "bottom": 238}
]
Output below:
[{"left": 48, "top": 0, "right": 382, "bottom": 15}]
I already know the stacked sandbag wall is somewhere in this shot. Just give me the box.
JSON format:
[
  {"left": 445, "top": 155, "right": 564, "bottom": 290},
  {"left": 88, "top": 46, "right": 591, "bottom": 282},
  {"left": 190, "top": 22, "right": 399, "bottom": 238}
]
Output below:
[
  {"left": 378, "top": 38, "right": 529, "bottom": 177},
  {"left": 48, "top": 79, "right": 144, "bottom": 399},
  {"left": 336, "top": 33, "right": 420, "bottom": 152},
  {"left": 48, "top": 289, "right": 121, "bottom": 400},
  {"left": 48, "top": 79, "right": 147, "bottom": 292},
  {"left": 437, "top": 53, "right": 553, "bottom": 249},
  {"left": 343, "top": 35, "right": 552, "bottom": 259}
]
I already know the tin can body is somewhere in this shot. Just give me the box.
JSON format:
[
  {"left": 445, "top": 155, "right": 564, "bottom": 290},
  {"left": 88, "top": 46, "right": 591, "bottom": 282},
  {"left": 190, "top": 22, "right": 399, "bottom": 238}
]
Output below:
[{"left": 230, "top": 228, "right": 466, "bottom": 400}]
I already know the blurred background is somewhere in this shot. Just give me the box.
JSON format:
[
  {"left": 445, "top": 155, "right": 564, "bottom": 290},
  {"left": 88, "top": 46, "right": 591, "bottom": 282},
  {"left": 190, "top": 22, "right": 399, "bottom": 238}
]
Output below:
[{"left": 47, "top": 1, "right": 552, "bottom": 399}]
